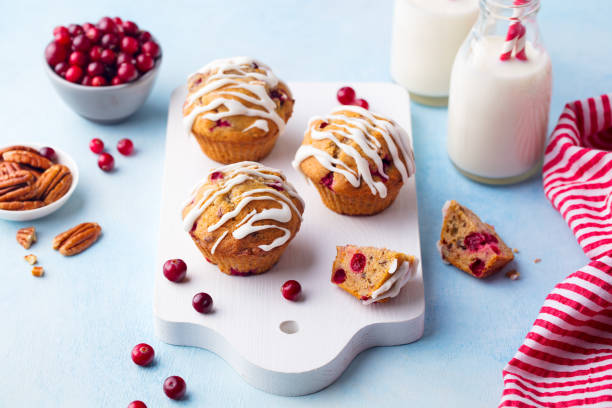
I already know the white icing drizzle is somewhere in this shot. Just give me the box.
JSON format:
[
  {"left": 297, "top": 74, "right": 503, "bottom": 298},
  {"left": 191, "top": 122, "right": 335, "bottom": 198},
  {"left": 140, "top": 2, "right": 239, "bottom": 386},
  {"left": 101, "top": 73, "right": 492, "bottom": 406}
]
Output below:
[
  {"left": 362, "top": 257, "right": 418, "bottom": 305},
  {"left": 182, "top": 162, "right": 303, "bottom": 252},
  {"left": 183, "top": 57, "right": 286, "bottom": 137},
  {"left": 292, "top": 105, "right": 416, "bottom": 198}
]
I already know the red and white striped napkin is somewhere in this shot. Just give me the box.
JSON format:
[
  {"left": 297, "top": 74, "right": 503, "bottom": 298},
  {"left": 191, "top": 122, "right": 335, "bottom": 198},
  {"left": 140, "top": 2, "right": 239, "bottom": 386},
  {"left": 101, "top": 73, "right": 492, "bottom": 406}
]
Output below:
[{"left": 499, "top": 94, "right": 612, "bottom": 407}]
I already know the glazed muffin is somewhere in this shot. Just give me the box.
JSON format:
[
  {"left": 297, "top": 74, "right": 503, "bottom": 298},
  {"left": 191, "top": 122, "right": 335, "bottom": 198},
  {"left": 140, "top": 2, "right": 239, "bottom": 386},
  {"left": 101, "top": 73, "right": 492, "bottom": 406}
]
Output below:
[
  {"left": 331, "top": 245, "right": 418, "bottom": 304},
  {"left": 182, "top": 161, "right": 304, "bottom": 276},
  {"left": 292, "top": 106, "right": 415, "bottom": 215},
  {"left": 183, "top": 57, "right": 294, "bottom": 164}
]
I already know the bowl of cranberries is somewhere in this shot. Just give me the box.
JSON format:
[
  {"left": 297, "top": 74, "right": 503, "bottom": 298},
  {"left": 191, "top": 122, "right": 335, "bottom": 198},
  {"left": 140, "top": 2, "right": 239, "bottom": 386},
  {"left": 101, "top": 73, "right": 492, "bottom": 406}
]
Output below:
[{"left": 44, "top": 17, "right": 161, "bottom": 123}]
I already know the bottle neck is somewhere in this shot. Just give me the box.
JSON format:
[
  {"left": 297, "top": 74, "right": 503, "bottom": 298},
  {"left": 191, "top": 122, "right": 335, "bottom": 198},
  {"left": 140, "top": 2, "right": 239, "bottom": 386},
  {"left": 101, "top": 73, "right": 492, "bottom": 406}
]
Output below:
[{"left": 480, "top": 0, "right": 540, "bottom": 22}]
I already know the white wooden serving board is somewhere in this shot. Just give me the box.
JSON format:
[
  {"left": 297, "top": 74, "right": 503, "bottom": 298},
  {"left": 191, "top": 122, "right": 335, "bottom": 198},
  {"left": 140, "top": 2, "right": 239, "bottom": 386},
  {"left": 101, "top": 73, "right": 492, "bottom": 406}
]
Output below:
[{"left": 154, "top": 82, "right": 424, "bottom": 396}]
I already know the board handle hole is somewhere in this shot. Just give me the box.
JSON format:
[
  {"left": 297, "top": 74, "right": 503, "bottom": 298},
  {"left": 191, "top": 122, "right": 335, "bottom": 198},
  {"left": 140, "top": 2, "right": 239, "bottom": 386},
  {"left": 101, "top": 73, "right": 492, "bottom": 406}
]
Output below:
[{"left": 279, "top": 320, "right": 299, "bottom": 334}]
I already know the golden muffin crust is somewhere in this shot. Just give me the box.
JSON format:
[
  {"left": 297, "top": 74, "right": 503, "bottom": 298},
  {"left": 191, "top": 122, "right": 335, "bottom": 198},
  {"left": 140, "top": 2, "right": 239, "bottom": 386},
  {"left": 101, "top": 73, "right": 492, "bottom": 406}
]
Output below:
[
  {"left": 182, "top": 161, "right": 304, "bottom": 275},
  {"left": 292, "top": 106, "right": 415, "bottom": 215},
  {"left": 183, "top": 57, "right": 294, "bottom": 163}
]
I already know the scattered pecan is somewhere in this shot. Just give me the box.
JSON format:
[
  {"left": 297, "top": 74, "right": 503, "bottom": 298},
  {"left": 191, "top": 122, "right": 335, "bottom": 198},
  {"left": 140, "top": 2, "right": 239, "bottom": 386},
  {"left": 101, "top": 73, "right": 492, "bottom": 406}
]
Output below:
[
  {"left": 24, "top": 254, "right": 37, "bottom": 265},
  {"left": 17, "top": 226, "right": 37, "bottom": 249},
  {"left": 0, "top": 201, "right": 45, "bottom": 210},
  {"left": 505, "top": 270, "right": 520, "bottom": 280},
  {"left": 53, "top": 222, "right": 101, "bottom": 256},
  {"left": 2, "top": 150, "right": 52, "bottom": 170},
  {"left": 0, "top": 171, "right": 35, "bottom": 202},
  {"left": 31, "top": 266, "right": 44, "bottom": 277}
]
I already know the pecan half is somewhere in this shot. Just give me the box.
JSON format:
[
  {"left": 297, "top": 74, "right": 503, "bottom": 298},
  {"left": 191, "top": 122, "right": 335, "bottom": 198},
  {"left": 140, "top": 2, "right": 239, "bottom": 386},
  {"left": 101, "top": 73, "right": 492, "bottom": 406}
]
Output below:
[
  {"left": 0, "top": 171, "right": 35, "bottom": 202},
  {"left": 31, "top": 266, "right": 44, "bottom": 277},
  {"left": 32, "top": 164, "right": 72, "bottom": 203},
  {"left": 24, "top": 254, "right": 38, "bottom": 265},
  {"left": 53, "top": 222, "right": 101, "bottom": 256},
  {"left": 0, "top": 145, "right": 41, "bottom": 156},
  {"left": 0, "top": 162, "right": 21, "bottom": 179},
  {"left": 17, "top": 226, "right": 37, "bottom": 249},
  {"left": 0, "top": 201, "right": 45, "bottom": 210},
  {"left": 2, "top": 150, "right": 52, "bottom": 170}
]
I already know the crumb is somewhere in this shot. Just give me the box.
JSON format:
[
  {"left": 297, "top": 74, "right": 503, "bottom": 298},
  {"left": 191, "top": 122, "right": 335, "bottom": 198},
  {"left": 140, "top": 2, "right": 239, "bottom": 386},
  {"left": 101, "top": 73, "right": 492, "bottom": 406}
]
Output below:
[
  {"left": 24, "top": 254, "right": 37, "bottom": 265},
  {"left": 31, "top": 266, "right": 44, "bottom": 277},
  {"left": 534, "top": 258, "right": 541, "bottom": 264},
  {"left": 505, "top": 270, "right": 520, "bottom": 280},
  {"left": 513, "top": 248, "right": 519, "bottom": 254}
]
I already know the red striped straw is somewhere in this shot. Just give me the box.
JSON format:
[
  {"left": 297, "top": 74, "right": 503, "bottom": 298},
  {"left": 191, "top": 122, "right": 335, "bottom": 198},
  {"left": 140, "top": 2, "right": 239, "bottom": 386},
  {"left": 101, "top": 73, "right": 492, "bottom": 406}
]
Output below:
[{"left": 500, "top": 0, "right": 529, "bottom": 61}]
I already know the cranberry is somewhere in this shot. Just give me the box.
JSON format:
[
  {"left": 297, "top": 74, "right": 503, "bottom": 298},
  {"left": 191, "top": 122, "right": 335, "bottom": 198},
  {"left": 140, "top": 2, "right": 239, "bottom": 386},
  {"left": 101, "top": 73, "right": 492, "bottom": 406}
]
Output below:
[
  {"left": 281, "top": 280, "right": 301, "bottom": 301},
  {"left": 122, "top": 21, "right": 139, "bottom": 35},
  {"left": 85, "top": 27, "right": 101, "bottom": 43},
  {"left": 117, "top": 62, "right": 138, "bottom": 82},
  {"left": 332, "top": 269, "right": 346, "bottom": 284},
  {"left": 81, "top": 75, "right": 93, "bottom": 86},
  {"left": 53, "top": 26, "right": 71, "bottom": 46},
  {"left": 319, "top": 172, "right": 334, "bottom": 190},
  {"left": 68, "top": 51, "right": 88, "bottom": 66},
  {"left": 319, "top": 121, "right": 328, "bottom": 129},
  {"left": 39, "top": 147, "right": 56, "bottom": 161},
  {"left": 469, "top": 259, "right": 485, "bottom": 276},
  {"left": 98, "top": 152, "right": 115, "bottom": 172},
  {"left": 192, "top": 292, "right": 213, "bottom": 314},
  {"left": 121, "top": 36, "right": 139, "bottom": 54},
  {"left": 361, "top": 295, "right": 371, "bottom": 301},
  {"left": 141, "top": 41, "right": 160, "bottom": 58},
  {"left": 229, "top": 268, "right": 254, "bottom": 277},
  {"left": 116, "top": 52, "right": 136, "bottom": 66},
  {"left": 92, "top": 76, "right": 107, "bottom": 87},
  {"left": 97, "top": 17, "right": 116, "bottom": 33},
  {"left": 89, "top": 46, "right": 103, "bottom": 62},
  {"left": 138, "top": 31, "right": 152, "bottom": 43},
  {"left": 136, "top": 54, "right": 154, "bottom": 73},
  {"left": 100, "top": 49, "right": 116, "bottom": 65},
  {"left": 82, "top": 22, "right": 94, "bottom": 32},
  {"left": 163, "top": 259, "right": 187, "bottom": 282},
  {"left": 86, "top": 62, "right": 104, "bottom": 77},
  {"left": 65, "top": 65, "right": 83, "bottom": 83},
  {"left": 350, "top": 253, "right": 367, "bottom": 273},
  {"left": 54, "top": 62, "right": 69, "bottom": 77},
  {"left": 337, "top": 86, "right": 356, "bottom": 105},
  {"left": 353, "top": 98, "right": 369, "bottom": 110},
  {"left": 111, "top": 76, "right": 124, "bottom": 86},
  {"left": 163, "top": 376, "right": 186, "bottom": 400},
  {"left": 127, "top": 401, "right": 146, "bottom": 408},
  {"left": 100, "top": 33, "right": 119, "bottom": 50},
  {"left": 45, "top": 42, "right": 68, "bottom": 66},
  {"left": 113, "top": 17, "right": 123, "bottom": 25},
  {"left": 268, "top": 182, "right": 284, "bottom": 191},
  {"left": 210, "top": 171, "right": 223, "bottom": 181},
  {"left": 72, "top": 34, "right": 91, "bottom": 52},
  {"left": 491, "top": 245, "right": 501, "bottom": 255},
  {"left": 67, "top": 24, "right": 83, "bottom": 37},
  {"left": 131, "top": 343, "right": 154, "bottom": 366},
  {"left": 117, "top": 138, "right": 134, "bottom": 156}
]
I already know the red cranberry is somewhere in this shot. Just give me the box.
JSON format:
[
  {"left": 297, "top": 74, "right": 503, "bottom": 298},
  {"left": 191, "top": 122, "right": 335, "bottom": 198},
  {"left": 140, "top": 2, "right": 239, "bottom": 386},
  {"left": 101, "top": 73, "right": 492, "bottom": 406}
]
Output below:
[
  {"left": 268, "top": 182, "right": 284, "bottom": 191},
  {"left": 163, "top": 376, "right": 186, "bottom": 400},
  {"left": 100, "top": 33, "right": 119, "bottom": 50},
  {"left": 54, "top": 62, "right": 69, "bottom": 77},
  {"left": 116, "top": 52, "right": 136, "bottom": 66},
  {"left": 210, "top": 171, "right": 223, "bottom": 181},
  {"left": 281, "top": 280, "right": 301, "bottom": 301},
  {"left": 68, "top": 51, "right": 88, "bottom": 66},
  {"left": 117, "top": 62, "right": 138, "bottom": 82},
  {"left": 87, "top": 62, "right": 104, "bottom": 77},
  {"left": 67, "top": 24, "right": 83, "bottom": 37},
  {"left": 45, "top": 42, "right": 68, "bottom": 66},
  {"left": 111, "top": 76, "right": 124, "bottom": 86},
  {"left": 131, "top": 343, "right": 154, "bottom": 366},
  {"left": 192, "top": 292, "right": 213, "bottom": 314},
  {"left": 39, "top": 147, "right": 57, "bottom": 161},
  {"left": 100, "top": 49, "right": 116, "bottom": 65},
  {"left": 361, "top": 295, "right": 371, "bottom": 301},
  {"left": 320, "top": 172, "right": 334, "bottom": 190},
  {"left": 89, "top": 139, "right": 104, "bottom": 156},
  {"left": 53, "top": 26, "right": 71, "bottom": 46},
  {"left": 98, "top": 153, "right": 114, "bottom": 171},
  {"left": 81, "top": 75, "right": 93, "bottom": 86},
  {"left": 469, "top": 259, "right": 485, "bottom": 276},
  {"left": 65, "top": 65, "right": 83, "bottom": 83},
  {"left": 121, "top": 36, "right": 139, "bottom": 54},
  {"left": 89, "top": 46, "right": 103, "bottom": 62},
  {"left": 353, "top": 98, "right": 369, "bottom": 110},
  {"left": 350, "top": 253, "right": 367, "bottom": 273},
  {"left": 138, "top": 31, "right": 152, "bottom": 43},
  {"left": 136, "top": 54, "right": 154, "bottom": 73},
  {"left": 163, "top": 259, "right": 187, "bottom": 282},
  {"left": 97, "top": 17, "right": 116, "bottom": 33},
  {"left": 72, "top": 34, "right": 91, "bottom": 52},
  {"left": 319, "top": 121, "right": 328, "bottom": 129},
  {"left": 337, "top": 86, "right": 356, "bottom": 105},
  {"left": 127, "top": 401, "right": 146, "bottom": 408},
  {"left": 332, "top": 269, "right": 346, "bottom": 284},
  {"left": 113, "top": 17, "right": 123, "bottom": 25},
  {"left": 92, "top": 76, "right": 107, "bottom": 87},
  {"left": 117, "top": 138, "right": 134, "bottom": 156},
  {"left": 122, "top": 21, "right": 139, "bottom": 35},
  {"left": 82, "top": 22, "right": 94, "bottom": 32},
  {"left": 85, "top": 27, "right": 102, "bottom": 43},
  {"left": 141, "top": 41, "right": 160, "bottom": 58}
]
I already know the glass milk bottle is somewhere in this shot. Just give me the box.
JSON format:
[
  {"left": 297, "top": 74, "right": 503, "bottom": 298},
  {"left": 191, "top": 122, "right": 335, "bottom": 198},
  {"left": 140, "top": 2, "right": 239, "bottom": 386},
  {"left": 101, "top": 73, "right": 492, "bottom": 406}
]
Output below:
[
  {"left": 390, "top": 0, "right": 479, "bottom": 106},
  {"left": 447, "top": 0, "right": 552, "bottom": 184}
]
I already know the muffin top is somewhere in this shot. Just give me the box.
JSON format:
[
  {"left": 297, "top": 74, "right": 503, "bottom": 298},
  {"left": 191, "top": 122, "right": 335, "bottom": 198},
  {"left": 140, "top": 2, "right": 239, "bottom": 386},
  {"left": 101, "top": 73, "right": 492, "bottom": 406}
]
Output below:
[
  {"left": 182, "top": 162, "right": 304, "bottom": 256},
  {"left": 292, "top": 106, "right": 415, "bottom": 198},
  {"left": 183, "top": 57, "right": 294, "bottom": 143}
]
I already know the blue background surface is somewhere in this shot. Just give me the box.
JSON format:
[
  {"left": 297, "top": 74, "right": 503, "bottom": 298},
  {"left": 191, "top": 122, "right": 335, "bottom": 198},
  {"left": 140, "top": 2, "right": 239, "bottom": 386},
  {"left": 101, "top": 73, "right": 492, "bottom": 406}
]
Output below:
[{"left": 0, "top": 0, "right": 610, "bottom": 406}]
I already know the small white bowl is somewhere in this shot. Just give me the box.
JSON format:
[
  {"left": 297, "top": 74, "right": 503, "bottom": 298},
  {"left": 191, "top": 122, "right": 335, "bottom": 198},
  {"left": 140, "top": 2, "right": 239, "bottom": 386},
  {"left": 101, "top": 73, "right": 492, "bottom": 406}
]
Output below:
[
  {"left": 0, "top": 144, "right": 79, "bottom": 222},
  {"left": 44, "top": 51, "right": 161, "bottom": 123}
]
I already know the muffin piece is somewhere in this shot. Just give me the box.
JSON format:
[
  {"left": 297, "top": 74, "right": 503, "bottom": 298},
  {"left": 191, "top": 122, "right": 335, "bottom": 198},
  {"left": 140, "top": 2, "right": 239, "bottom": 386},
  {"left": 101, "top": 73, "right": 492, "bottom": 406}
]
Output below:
[
  {"left": 182, "top": 161, "right": 304, "bottom": 276},
  {"left": 292, "top": 106, "right": 415, "bottom": 215},
  {"left": 331, "top": 245, "right": 418, "bottom": 304},
  {"left": 183, "top": 57, "right": 294, "bottom": 164},
  {"left": 438, "top": 200, "right": 514, "bottom": 278}
]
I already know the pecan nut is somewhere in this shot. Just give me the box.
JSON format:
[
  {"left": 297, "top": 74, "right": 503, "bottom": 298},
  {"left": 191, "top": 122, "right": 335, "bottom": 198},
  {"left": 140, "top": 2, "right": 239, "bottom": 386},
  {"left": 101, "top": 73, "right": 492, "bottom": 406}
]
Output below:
[
  {"left": 24, "top": 254, "right": 38, "bottom": 265},
  {"left": 17, "top": 226, "right": 37, "bottom": 249},
  {"left": 31, "top": 266, "right": 44, "bottom": 277},
  {"left": 2, "top": 150, "right": 52, "bottom": 170},
  {"left": 0, "top": 201, "right": 45, "bottom": 210},
  {"left": 53, "top": 222, "right": 101, "bottom": 256},
  {"left": 0, "top": 162, "right": 21, "bottom": 179},
  {"left": 0, "top": 145, "right": 41, "bottom": 157},
  {"left": 0, "top": 171, "right": 35, "bottom": 202},
  {"left": 33, "top": 164, "right": 72, "bottom": 203}
]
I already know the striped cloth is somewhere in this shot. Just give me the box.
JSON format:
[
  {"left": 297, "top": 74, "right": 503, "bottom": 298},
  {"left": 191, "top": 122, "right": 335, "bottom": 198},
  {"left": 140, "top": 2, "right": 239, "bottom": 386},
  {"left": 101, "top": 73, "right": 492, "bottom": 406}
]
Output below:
[{"left": 499, "top": 94, "right": 612, "bottom": 407}]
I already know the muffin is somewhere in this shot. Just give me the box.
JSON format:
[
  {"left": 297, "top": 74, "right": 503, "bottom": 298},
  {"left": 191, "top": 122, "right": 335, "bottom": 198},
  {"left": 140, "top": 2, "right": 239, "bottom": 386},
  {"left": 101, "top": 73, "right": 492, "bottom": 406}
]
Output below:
[
  {"left": 183, "top": 57, "right": 294, "bottom": 164},
  {"left": 331, "top": 245, "right": 418, "bottom": 304},
  {"left": 437, "top": 200, "right": 514, "bottom": 278},
  {"left": 292, "top": 105, "right": 415, "bottom": 215},
  {"left": 182, "top": 161, "right": 304, "bottom": 276}
]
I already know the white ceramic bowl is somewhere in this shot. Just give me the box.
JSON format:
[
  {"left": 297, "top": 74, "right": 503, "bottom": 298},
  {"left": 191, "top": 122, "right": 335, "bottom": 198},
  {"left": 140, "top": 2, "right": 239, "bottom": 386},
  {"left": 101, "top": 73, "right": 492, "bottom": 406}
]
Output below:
[
  {"left": 44, "top": 51, "right": 161, "bottom": 123},
  {"left": 0, "top": 144, "right": 79, "bottom": 222}
]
